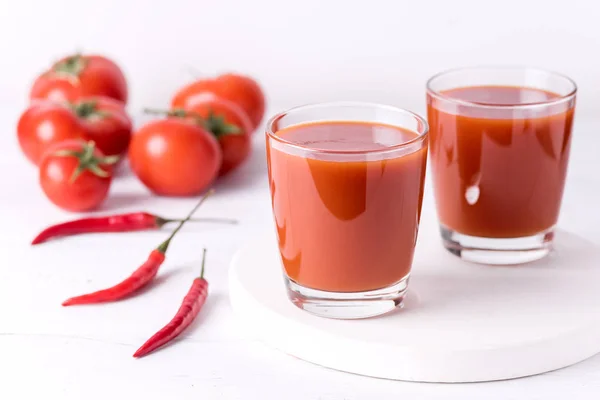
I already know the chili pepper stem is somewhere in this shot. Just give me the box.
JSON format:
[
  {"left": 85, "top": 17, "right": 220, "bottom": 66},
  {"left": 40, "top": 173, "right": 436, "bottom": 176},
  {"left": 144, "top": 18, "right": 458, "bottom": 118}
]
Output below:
[
  {"left": 156, "top": 216, "right": 238, "bottom": 227},
  {"left": 199, "top": 248, "right": 207, "bottom": 279},
  {"left": 156, "top": 190, "right": 215, "bottom": 254}
]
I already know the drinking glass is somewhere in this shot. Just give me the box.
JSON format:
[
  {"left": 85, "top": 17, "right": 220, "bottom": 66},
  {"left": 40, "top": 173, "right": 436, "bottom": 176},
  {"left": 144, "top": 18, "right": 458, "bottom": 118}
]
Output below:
[
  {"left": 426, "top": 67, "right": 576, "bottom": 264},
  {"left": 266, "top": 102, "right": 428, "bottom": 319}
]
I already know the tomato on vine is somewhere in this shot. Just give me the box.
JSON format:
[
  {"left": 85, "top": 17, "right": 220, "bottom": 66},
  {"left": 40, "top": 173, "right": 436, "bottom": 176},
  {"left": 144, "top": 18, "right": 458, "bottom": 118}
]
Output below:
[
  {"left": 17, "top": 97, "right": 132, "bottom": 165},
  {"left": 39, "top": 140, "right": 118, "bottom": 212},
  {"left": 186, "top": 98, "right": 252, "bottom": 176},
  {"left": 171, "top": 73, "right": 265, "bottom": 131},
  {"left": 30, "top": 54, "right": 127, "bottom": 104}
]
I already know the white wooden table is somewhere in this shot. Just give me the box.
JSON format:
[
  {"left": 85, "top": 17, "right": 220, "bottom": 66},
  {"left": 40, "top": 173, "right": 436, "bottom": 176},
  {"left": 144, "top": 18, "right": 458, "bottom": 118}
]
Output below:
[{"left": 1, "top": 105, "right": 599, "bottom": 399}]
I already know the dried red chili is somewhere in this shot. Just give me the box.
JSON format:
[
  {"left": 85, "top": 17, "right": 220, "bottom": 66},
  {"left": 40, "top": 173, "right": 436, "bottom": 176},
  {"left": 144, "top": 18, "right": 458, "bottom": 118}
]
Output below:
[
  {"left": 134, "top": 248, "right": 209, "bottom": 358},
  {"left": 62, "top": 190, "right": 214, "bottom": 306},
  {"left": 32, "top": 212, "right": 236, "bottom": 245}
]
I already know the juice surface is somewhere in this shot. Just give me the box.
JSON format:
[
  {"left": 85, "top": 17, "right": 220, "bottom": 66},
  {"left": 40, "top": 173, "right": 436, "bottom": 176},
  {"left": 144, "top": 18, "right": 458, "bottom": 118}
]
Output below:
[
  {"left": 267, "top": 121, "right": 427, "bottom": 292},
  {"left": 428, "top": 85, "right": 574, "bottom": 238},
  {"left": 443, "top": 85, "right": 560, "bottom": 105}
]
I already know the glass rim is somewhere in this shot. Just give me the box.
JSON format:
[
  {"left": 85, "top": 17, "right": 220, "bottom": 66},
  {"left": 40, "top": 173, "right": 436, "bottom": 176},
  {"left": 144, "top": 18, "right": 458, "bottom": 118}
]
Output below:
[
  {"left": 265, "top": 101, "right": 429, "bottom": 155},
  {"left": 426, "top": 66, "right": 578, "bottom": 110}
]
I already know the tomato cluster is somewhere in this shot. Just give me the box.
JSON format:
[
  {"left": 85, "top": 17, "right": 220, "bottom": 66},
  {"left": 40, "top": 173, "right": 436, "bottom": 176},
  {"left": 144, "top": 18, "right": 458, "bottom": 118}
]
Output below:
[{"left": 18, "top": 52, "right": 265, "bottom": 211}]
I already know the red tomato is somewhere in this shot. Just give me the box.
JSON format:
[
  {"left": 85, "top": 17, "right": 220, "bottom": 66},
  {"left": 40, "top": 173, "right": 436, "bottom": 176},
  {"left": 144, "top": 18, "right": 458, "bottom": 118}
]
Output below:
[
  {"left": 17, "top": 102, "right": 86, "bottom": 165},
  {"left": 187, "top": 98, "right": 252, "bottom": 176},
  {"left": 17, "top": 98, "right": 132, "bottom": 165},
  {"left": 128, "top": 119, "right": 221, "bottom": 196},
  {"left": 71, "top": 96, "right": 132, "bottom": 158},
  {"left": 171, "top": 73, "right": 265, "bottom": 131},
  {"left": 30, "top": 54, "right": 128, "bottom": 104},
  {"left": 39, "top": 140, "right": 115, "bottom": 212}
]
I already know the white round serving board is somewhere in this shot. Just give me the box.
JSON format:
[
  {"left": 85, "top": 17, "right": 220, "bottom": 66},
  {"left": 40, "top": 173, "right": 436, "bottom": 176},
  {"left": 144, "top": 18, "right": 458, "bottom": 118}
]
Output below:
[{"left": 229, "top": 229, "right": 600, "bottom": 383}]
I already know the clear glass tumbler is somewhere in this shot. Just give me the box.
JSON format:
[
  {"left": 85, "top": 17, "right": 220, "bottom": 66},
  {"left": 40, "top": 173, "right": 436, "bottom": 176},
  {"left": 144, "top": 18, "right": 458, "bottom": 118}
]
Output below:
[
  {"left": 266, "top": 102, "right": 428, "bottom": 319},
  {"left": 426, "top": 67, "right": 576, "bottom": 264}
]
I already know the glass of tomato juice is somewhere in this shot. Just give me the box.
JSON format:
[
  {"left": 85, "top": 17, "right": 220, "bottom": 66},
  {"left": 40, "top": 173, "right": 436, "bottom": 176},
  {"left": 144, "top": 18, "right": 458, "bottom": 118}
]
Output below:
[
  {"left": 266, "top": 102, "right": 428, "bottom": 319},
  {"left": 426, "top": 67, "right": 577, "bottom": 264}
]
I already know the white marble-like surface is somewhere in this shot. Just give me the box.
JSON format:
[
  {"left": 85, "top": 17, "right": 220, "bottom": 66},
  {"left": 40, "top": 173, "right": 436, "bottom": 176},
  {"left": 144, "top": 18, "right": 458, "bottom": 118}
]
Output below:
[
  {"left": 230, "top": 229, "right": 600, "bottom": 383},
  {"left": 1, "top": 106, "right": 599, "bottom": 399}
]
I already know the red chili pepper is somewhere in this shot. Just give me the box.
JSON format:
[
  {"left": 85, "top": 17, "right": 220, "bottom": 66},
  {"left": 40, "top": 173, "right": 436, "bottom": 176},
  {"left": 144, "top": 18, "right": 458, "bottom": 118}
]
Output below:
[
  {"left": 62, "top": 190, "right": 214, "bottom": 306},
  {"left": 32, "top": 212, "right": 236, "bottom": 245},
  {"left": 134, "top": 248, "right": 209, "bottom": 358}
]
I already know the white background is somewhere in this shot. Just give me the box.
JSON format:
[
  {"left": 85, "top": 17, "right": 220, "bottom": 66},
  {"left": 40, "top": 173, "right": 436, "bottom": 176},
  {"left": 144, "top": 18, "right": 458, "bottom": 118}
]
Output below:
[
  {"left": 1, "top": 1, "right": 600, "bottom": 399},
  {"left": 1, "top": 0, "right": 599, "bottom": 115}
]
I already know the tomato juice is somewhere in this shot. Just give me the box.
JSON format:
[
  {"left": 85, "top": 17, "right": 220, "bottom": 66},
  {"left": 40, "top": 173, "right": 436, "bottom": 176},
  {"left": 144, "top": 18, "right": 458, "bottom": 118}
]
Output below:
[{"left": 267, "top": 120, "right": 427, "bottom": 293}]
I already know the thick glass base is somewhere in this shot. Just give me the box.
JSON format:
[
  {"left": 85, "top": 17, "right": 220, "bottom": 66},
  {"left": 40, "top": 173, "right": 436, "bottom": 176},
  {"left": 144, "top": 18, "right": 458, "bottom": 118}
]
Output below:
[
  {"left": 440, "top": 226, "right": 554, "bottom": 265},
  {"left": 285, "top": 276, "right": 408, "bottom": 319}
]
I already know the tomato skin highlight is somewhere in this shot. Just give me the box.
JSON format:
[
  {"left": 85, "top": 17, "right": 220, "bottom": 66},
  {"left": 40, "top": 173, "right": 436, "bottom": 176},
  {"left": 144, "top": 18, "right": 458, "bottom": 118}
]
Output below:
[
  {"left": 171, "top": 73, "right": 265, "bottom": 131},
  {"left": 186, "top": 98, "right": 253, "bottom": 176},
  {"left": 30, "top": 54, "right": 128, "bottom": 104},
  {"left": 17, "top": 102, "right": 86, "bottom": 165},
  {"left": 39, "top": 140, "right": 114, "bottom": 212},
  {"left": 128, "top": 119, "right": 222, "bottom": 197},
  {"left": 17, "top": 97, "right": 132, "bottom": 165}
]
